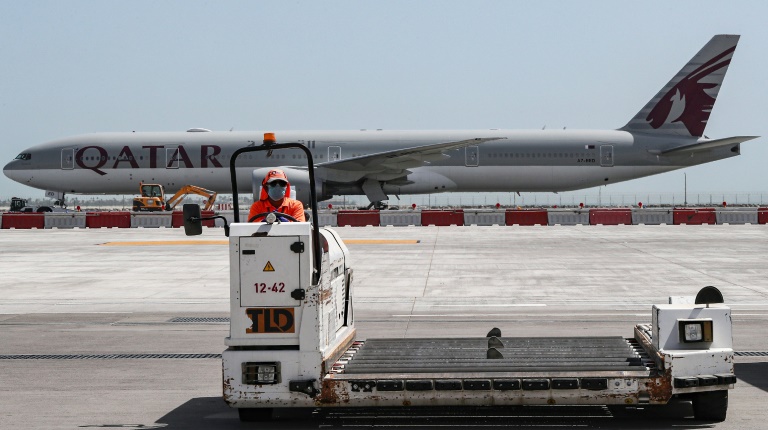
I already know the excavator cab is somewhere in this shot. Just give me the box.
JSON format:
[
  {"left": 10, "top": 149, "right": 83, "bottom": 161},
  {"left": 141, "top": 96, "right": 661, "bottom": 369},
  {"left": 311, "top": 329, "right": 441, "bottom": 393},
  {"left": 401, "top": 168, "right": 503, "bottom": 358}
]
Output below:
[
  {"left": 141, "top": 184, "right": 163, "bottom": 198},
  {"left": 132, "top": 183, "right": 165, "bottom": 212}
]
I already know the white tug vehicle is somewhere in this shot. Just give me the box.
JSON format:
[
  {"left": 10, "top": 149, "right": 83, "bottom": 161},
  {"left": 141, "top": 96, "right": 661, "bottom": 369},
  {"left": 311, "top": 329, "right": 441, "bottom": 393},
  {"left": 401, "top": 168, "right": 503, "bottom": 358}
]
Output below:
[{"left": 182, "top": 134, "right": 736, "bottom": 423}]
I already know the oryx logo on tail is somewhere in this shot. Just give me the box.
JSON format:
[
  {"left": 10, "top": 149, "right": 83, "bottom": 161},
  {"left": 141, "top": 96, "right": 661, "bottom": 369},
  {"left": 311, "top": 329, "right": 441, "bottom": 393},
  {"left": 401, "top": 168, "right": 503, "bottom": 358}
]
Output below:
[
  {"left": 646, "top": 47, "right": 735, "bottom": 137},
  {"left": 621, "top": 34, "right": 740, "bottom": 138}
]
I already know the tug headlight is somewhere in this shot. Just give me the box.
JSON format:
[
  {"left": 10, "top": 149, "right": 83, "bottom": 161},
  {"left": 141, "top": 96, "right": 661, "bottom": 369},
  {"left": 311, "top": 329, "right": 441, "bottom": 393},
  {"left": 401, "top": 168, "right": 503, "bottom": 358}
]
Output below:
[
  {"left": 243, "top": 362, "right": 280, "bottom": 384},
  {"left": 678, "top": 319, "right": 713, "bottom": 343}
]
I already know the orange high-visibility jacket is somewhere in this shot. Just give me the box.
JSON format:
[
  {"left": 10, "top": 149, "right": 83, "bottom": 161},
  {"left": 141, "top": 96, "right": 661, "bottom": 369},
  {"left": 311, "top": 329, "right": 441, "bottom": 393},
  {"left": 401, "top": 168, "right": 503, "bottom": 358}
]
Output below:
[{"left": 247, "top": 197, "right": 305, "bottom": 222}]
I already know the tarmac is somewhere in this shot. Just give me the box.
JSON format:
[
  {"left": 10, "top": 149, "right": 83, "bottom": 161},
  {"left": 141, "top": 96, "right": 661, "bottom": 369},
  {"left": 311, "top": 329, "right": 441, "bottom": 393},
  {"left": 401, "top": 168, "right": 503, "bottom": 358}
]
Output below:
[{"left": 1, "top": 224, "right": 767, "bottom": 429}]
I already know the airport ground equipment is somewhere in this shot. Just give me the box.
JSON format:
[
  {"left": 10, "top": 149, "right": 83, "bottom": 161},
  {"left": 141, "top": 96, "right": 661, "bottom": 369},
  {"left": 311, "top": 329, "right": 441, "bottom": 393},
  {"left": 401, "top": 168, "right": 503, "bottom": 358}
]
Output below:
[
  {"left": 132, "top": 183, "right": 217, "bottom": 212},
  {"left": 10, "top": 197, "right": 58, "bottom": 213},
  {"left": 183, "top": 134, "right": 735, "bottom": 423}
]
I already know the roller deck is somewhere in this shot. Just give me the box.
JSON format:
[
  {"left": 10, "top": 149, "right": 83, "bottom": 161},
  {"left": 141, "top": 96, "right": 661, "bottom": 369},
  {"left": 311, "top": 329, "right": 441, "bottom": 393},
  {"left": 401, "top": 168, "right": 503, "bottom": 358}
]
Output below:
[{"left": 330, "top": 336, "right": 655, "bottom": 377}]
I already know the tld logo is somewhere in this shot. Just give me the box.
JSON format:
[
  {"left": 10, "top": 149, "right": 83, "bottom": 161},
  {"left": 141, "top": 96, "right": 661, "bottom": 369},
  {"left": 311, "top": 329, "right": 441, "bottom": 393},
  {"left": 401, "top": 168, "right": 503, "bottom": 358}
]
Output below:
[{"left": 245, "top": 308, "right": 295, "bottom": 334}]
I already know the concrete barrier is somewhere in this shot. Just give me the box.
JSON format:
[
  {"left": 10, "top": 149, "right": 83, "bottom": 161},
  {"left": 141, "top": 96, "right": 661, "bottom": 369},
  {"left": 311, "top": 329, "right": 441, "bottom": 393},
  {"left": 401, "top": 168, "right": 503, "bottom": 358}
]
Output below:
[
  {"left": 380, "top": 210, "right": 420, "bottom": 226},
  {"left": 316, "top": 211, "right": 338, "bottom": 227},
  {"left": 1, "top": 213, "right": 45, "bottom": 229},
  {"left": 86, "top": 212, "right": 132, "bottom": 228},
  {"left": 673, "top": 208, "right": 716, "bottom": 225},
  {"left": 44, "top": 212, "right": 86, "bottom": 229},
  {"left": 131, "top": 212, "right": 173, "bottom": 228},
  {"left": 337, "top": 210, "right": 380, "bottom": 227},
  {"left": 505, "top": 210, "right": 548, "bottom": 226},
  {"left": 759, "top": 208, "right": 768, "bottom": 225},
  {"left": 589, "top": 209, "right": 632, "bottom": 225},
  {"left": 463, "top": 210, "right": 505, "bottom": 226},
  {"left": 715, "top": 208, "right": 758, "bottom": 225},
  {"left": 547, "top": 209, "right": 589, "bottom": 226},
  {"left": 216, "top": 210, "right": 250, "bottom": 227},
  {"left": 631, "top": 209, "right": 673, "bottom": 225},
  {"left": 421, "top": 210, "right": 464, "bottom": 226}
]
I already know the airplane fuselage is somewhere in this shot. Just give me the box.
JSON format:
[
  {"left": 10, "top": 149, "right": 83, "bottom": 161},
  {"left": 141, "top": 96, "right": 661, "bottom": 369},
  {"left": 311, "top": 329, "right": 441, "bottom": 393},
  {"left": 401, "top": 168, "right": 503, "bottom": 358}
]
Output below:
[{"left": 3, "top": 129, "right": 738, "bottom": 200}]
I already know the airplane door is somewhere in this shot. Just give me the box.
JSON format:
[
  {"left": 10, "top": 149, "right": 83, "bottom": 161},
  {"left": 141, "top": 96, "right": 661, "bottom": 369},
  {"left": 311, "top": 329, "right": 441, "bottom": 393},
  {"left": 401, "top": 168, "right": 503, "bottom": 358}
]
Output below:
[
  {"left": 466, "top": 146, "right": 479, "bottom": 167},
  {"left": 329, "top": 146, "right": 341, "bottom": 161},
  {"left": 61, "top": 148, "right": 74, "bottom": 170},
  {"left": 166, "top": 147, "right": 180, "bottom": 169},
  {"left": 600, "top": 145, "right": 614, "bottom": 167}
]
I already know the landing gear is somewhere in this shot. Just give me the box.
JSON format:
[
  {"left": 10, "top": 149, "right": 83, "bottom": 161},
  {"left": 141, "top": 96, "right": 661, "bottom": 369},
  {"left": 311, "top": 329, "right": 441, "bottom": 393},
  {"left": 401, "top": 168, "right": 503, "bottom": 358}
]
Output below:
[
  {"left": 365, "top": 201, "right": 388, "bottom": 210},
  {"left": 53, "top": 192, "right": 67, "bottom": 209}
]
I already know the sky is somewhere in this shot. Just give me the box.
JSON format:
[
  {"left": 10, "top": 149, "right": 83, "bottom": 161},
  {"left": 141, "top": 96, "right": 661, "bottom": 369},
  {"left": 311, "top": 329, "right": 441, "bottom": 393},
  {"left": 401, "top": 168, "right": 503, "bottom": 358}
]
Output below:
[{"left": 1, "top": 1, "right": 766, "bottom": 205}]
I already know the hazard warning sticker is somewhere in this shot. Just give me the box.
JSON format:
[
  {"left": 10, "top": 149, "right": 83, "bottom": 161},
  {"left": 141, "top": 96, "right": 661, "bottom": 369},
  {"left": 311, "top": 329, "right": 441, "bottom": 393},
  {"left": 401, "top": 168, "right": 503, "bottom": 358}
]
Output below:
[{"left": 263, "top": 261, "right": 275, "bottom": 271}]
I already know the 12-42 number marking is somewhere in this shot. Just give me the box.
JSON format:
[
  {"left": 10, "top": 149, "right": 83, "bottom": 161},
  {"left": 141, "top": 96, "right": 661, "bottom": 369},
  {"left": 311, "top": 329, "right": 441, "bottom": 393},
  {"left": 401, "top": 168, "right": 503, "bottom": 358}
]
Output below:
[{"left": 255, "top": 282, "right": 285, "bottom": 293}]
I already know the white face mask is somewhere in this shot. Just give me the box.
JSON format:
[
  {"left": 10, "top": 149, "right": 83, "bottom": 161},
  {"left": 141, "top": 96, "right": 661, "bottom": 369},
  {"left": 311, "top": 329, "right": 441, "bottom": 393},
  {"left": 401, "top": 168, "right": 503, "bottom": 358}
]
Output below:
[{"left": 267, "top": 183, "right": 287, "bottom": 200}]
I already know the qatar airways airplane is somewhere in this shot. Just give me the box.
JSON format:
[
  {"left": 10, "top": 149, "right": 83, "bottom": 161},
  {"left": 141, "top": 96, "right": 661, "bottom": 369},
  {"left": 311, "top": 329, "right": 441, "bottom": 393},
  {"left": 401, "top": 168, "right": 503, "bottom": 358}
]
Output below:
[{"left": 3, "top": 35, "right": 757, "bottom": 208}]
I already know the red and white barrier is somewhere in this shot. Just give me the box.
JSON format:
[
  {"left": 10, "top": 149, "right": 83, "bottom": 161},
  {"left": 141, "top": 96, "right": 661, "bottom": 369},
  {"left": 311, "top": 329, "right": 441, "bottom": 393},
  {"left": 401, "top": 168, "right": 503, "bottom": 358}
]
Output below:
[
  {"left": 336, "top": 210, "right": 380, "bottom": 227},
  {"left": 85, "top": 212, "right": 132, "bottom": 228},
  {"left": 3, "top": 207, "right": 766, "bottom": 230},
  {"left": 589, "top": 209, "right": 632, "bottom": 225},
  {"left": 673, "top": 208, "right": 716, "bottom": 225},
  {"left": 1, "top": 213, "right": 45, "bottom": 229},
  {"left": 421, "top": 210, "right": 464, "bottom": 226},
  {"left": 505, "top": 209, "right": 548, "bottom": 226}
]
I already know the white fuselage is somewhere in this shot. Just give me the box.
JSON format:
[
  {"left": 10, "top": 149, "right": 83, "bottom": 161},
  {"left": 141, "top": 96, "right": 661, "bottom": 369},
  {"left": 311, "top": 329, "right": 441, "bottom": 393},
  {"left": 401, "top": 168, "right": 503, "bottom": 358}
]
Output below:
[{"left": 3, "top": 129, "right": 737, "bottom": 201}]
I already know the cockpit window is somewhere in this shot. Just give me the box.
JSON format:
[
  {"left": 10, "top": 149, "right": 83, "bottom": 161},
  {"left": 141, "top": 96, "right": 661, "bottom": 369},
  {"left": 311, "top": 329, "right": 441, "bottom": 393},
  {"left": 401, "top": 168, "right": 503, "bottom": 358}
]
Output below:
[{"left": 14, "top": 153, "right": 31, "bottom": 160}]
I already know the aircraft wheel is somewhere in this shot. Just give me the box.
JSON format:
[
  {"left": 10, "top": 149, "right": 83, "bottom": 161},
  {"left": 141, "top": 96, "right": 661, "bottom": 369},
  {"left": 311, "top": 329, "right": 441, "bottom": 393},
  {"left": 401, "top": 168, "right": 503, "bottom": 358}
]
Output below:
[
  {"left": 692, "top": 390, "right": 728, "bottom": 421},
  {"left": 238, "top": 407, "right": 273, "bottom": 422}
]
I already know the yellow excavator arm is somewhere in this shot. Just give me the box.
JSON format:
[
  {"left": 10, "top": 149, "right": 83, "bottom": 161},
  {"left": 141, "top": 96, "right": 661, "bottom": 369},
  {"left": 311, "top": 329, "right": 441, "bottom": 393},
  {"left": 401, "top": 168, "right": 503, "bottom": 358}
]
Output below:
[{"left": 165, "top": 185, "right": 218, "bottom": 211}]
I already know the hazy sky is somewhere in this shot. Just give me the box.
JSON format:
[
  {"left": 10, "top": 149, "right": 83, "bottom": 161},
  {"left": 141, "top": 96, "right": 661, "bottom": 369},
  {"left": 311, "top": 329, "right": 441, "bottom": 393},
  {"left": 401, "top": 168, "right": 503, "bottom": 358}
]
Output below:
[{"left": 1, "top": 1, "right": 765, "bottom": 201}]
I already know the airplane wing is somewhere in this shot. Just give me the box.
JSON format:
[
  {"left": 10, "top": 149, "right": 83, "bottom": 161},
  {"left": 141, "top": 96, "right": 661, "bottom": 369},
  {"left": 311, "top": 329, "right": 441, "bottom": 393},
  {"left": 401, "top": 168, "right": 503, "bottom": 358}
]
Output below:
[
  {"left": 659, "top": 136, "right": 758, "bottom": 154},
  {"left": 315, "top": 137, "right": 504, "bottom": 183}
]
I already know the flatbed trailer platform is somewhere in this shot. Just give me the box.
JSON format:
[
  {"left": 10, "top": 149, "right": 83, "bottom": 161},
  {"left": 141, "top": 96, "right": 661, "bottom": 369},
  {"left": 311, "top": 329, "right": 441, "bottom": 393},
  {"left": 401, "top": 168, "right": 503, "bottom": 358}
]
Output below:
[
  {"left": 334, "top": 336, "right": 654, "bottom": 375},
  {"left": 316, "top": 335, "right": 657, "bottom": 408}
]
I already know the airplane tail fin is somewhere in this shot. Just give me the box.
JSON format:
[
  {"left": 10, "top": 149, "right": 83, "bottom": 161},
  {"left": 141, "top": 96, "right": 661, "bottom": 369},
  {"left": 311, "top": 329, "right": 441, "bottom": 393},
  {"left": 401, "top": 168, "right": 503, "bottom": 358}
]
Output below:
[{"left": 621, "top": 35, "right": 740, "bottom": 137}]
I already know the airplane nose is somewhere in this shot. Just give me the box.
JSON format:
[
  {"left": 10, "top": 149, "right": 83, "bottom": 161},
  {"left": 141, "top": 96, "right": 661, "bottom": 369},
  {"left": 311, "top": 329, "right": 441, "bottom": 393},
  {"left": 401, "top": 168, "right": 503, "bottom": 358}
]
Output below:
[{"left": 4, "top": 159, "right": 22, "bottom": 181}]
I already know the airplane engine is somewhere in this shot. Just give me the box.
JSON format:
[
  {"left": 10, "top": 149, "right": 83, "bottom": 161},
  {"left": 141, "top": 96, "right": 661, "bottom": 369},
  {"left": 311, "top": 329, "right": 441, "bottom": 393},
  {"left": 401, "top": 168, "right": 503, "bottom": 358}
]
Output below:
[{"left": 252, "top": 167, "right": 330, "bottom": 206}]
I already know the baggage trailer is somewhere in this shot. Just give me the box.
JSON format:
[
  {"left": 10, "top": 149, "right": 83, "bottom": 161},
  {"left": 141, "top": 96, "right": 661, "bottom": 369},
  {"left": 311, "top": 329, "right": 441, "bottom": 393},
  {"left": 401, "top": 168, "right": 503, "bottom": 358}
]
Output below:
[{"left": 182, "top": 135, "right": 736, "bottom": 423}]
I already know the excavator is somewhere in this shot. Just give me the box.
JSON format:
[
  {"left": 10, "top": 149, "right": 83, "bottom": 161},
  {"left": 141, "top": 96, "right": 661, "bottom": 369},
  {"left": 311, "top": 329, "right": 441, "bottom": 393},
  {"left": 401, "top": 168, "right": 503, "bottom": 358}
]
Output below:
[{"left": 132, "top": 183, "right": 217, "bottom": 212}]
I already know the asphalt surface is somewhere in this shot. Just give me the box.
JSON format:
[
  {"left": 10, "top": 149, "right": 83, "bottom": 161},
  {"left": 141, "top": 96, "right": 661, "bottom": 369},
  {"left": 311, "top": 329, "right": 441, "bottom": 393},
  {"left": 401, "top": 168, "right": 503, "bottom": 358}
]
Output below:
[{"left": 1, "top": 225, "right": 767, "bottom": 429}]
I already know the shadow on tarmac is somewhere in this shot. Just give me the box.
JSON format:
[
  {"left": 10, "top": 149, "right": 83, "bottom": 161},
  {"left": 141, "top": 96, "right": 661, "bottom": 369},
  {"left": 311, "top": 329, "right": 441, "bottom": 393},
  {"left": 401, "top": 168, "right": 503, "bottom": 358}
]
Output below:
[
  {"left": 150, "top": 397, "right": 727, "bottom": 429},
  {"left": 734, "top": 361, "right": 768, "bottom": 394}
]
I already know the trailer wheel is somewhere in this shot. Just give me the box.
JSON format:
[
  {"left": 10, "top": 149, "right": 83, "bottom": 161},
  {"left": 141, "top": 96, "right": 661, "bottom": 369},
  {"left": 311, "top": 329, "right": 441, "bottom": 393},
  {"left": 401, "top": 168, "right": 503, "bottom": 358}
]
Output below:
[
  {"left": 238, "top": 407, "right": 273, "bottom": 422},
  {"left": 692, "top": 390, "right": 728, "bottom": 421}
]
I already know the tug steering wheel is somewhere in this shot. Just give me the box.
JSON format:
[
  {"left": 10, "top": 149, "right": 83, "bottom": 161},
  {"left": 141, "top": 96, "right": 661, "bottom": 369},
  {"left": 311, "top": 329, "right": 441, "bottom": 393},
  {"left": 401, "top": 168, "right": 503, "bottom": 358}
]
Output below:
[{"left": 248, "top": 212, "right": 298, "bottom": 223}]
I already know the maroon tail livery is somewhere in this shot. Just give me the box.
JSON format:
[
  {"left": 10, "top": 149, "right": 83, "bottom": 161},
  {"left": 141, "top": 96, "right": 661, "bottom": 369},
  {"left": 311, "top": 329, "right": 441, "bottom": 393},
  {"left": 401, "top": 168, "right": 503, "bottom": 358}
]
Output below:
[{"left": 622, "top": 35, "right": 739, "bottom": 137}]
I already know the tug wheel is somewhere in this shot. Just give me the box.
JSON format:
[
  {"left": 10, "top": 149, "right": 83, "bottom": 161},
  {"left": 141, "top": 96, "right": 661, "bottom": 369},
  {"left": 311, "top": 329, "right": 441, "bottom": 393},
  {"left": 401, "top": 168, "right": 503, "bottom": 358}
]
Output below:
[{"left": 692, "top": 390, "right": 728, "bottom": 421}]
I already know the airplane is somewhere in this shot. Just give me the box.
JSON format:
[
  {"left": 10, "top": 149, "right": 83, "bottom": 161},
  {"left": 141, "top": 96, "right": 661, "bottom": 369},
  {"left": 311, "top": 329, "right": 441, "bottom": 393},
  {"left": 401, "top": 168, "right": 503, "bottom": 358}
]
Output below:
[{"left": 4, "top": 34, "right": 758, "bottom": 209}]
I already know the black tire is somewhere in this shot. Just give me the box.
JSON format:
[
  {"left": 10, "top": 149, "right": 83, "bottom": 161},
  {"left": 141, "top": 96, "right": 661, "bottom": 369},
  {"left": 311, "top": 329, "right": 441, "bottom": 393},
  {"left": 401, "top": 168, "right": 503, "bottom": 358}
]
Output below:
[
  {"left": 238, "top": 407, "right": 273, "bottom": 422},
  {"left": 692, "top": 390, "right": 728, "bottom": 421}
]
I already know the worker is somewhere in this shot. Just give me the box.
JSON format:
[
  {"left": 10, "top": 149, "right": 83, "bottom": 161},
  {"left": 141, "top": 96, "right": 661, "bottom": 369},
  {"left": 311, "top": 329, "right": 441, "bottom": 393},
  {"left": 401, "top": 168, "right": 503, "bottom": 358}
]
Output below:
[{"left": 248, "top": 169, "right": 306, "bottom": 222}]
